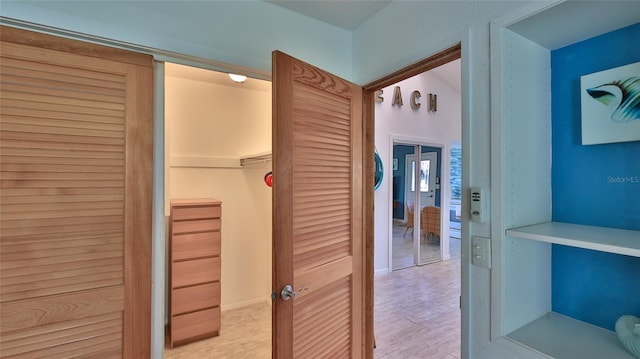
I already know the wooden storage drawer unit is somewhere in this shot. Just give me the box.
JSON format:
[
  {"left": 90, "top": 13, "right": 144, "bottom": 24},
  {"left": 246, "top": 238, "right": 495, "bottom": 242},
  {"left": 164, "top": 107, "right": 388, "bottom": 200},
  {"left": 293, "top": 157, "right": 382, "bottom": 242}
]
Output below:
[
  {"left": 172, "top": 231, "right": 221, "bottom": 261},
  {"left": 172, "top": 257, "right": 221, "bottom": 288},
  {"left": 172, "top": 205, "right": 221, "bottom": 221},
  {"left": 172, "top": 218, "right": 221, "bottom": 235},
  {"left": 171, "top": 307, "right": 221, "bottom": 345},
  {"left": 169, "top": 199, "right": 222, "bottom": 347},
  {"left": 172, "top": 282, "right": 221, "bottom": 316}
]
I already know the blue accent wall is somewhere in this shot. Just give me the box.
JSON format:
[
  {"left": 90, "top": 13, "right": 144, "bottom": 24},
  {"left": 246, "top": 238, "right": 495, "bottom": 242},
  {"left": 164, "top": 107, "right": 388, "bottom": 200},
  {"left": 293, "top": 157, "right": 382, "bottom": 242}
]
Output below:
[{"left": 551, "top": 23, "right": 640, "bottom": 331}]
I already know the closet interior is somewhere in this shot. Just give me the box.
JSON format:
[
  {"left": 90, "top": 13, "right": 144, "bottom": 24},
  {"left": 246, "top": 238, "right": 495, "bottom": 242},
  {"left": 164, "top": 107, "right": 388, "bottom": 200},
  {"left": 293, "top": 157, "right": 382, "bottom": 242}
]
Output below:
[{"left": 164, "top": 63, "right": 272, "bottom": 348}]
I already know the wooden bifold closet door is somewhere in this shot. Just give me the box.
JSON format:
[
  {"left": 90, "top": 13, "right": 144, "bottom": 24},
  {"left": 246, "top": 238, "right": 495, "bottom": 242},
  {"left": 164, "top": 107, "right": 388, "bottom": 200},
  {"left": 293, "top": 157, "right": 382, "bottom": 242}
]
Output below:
[{"left": 0, "top": 27, "right": 153, "bottom": 358}]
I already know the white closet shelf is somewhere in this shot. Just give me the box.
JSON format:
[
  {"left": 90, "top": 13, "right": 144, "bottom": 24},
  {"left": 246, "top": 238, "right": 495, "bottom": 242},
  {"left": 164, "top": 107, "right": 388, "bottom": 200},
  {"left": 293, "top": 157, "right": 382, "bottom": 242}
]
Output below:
[
  {"left": 240, "top": 152, "right": 272, "bottom": 166},
  {"left": 170, "top": 153, "right": 272, "bottom": 168},
  {"left": 170, "top": 156, "right": 241, "bottom": 168},
  {"left": 506, "top": 221, "right": 640, "bottom": 258},
  {"left": 507, "top": 312, "right": 633, "bottom": 359}
]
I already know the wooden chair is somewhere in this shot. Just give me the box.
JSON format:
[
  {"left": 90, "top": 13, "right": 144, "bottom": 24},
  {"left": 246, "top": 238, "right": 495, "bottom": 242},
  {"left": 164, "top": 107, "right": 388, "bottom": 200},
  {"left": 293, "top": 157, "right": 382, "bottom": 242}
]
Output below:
[
  {"left": 421, "top": 206, "right": 441, "bottom": 242},
  {"left": 403, "top": 201, "right": 414, "bottom": 238}
]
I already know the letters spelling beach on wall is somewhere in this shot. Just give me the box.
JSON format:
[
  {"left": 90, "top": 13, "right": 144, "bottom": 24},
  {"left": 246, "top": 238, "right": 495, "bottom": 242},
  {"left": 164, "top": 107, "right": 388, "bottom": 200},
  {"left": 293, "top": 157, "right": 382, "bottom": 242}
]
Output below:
[
  {"left": 580, "top": 61, "right": 640, "bottom": 145},
  {"left": 375, "top": 86, "right": 438, "bottom": 112}
]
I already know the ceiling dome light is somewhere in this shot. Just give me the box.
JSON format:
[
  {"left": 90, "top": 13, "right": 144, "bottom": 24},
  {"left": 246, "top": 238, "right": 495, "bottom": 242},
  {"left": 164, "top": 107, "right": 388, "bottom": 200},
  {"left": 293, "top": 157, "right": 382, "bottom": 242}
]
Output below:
[{"left": 228, "top": 74, "right": 247, "bottom": 83}]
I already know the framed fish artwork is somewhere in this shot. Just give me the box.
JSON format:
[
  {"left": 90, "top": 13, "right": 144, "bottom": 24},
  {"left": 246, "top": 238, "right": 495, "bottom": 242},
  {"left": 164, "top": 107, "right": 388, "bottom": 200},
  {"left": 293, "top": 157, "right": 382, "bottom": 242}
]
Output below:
[{"left": 580, "top": 61, "right": 640, "bottom": 145}]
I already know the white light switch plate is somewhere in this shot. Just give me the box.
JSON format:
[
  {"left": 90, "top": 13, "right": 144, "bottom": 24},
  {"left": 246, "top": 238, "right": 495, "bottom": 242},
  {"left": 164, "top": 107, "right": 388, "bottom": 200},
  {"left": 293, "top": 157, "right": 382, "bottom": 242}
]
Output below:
[{"left": 471, "top": 236, "right": 491, "bottom": 269}]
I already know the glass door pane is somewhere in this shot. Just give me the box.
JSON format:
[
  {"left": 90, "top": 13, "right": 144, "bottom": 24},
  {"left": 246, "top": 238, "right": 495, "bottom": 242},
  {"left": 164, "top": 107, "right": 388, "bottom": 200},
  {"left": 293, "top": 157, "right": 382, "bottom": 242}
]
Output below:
[{"left": 418, "top": 146, "right": 441, "bottom": 265}]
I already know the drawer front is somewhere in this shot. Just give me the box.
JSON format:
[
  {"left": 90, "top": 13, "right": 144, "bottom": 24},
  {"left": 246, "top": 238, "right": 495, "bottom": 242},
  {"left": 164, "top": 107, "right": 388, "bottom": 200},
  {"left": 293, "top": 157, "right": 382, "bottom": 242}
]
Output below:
[
  {"left": 172, "top": 282, "right": 221, "bottom": 316},
  {"left": 172, "top": 231, "right": 221, "bottom": 261},
  {"left": 171, "top": 307, "right": 221, "bottom": 344},
  {"left": 172, "top": 218, "right": 221, "bottom": 235},
  {"left": 172, "top": 257, "right": 221, "bottom": 288},
  {"left": 172, "top": 205, "right": 221, "bottom": 221}
]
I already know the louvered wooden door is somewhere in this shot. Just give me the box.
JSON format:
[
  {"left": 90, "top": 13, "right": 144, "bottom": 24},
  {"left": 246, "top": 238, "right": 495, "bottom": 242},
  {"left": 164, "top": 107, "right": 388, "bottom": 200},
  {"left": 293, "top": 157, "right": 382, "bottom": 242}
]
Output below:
[
  {"left": 272, "top": 51, "right": 364, "bottom": 358},
  {"left": 0, "top": 27, "right": 152, "bottom": 358}
]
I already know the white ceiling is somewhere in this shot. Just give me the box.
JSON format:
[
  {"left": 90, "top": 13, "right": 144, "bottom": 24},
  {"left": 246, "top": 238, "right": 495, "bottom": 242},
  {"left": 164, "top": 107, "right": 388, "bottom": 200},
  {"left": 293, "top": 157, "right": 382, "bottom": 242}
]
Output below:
[
  {"left": 265, "top": 0, "right": 391, "bottom": 30},
  {"left": 508, "top": 1, "right": 640, "bottom": 50}
]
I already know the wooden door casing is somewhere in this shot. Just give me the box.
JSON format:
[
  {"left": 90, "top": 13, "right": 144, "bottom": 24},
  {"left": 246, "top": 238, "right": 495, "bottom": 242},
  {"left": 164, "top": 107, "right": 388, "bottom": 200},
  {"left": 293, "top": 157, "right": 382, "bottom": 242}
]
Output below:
[
  {"left": 272, "top": 51, "right": 364, "bottom": 358},
  {"left": 0, "top": 26, "right": 152, "bottom": 358}
]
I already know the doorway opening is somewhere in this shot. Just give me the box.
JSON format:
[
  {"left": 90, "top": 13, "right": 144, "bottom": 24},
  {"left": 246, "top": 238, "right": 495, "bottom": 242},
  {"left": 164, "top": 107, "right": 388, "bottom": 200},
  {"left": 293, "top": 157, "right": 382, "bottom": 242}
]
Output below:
[
  {"left": 370, "top": 47, "right": 462, "bottom": 358},
  {"left": 162, "top": 63, "right": 272, "bottom": 357}
]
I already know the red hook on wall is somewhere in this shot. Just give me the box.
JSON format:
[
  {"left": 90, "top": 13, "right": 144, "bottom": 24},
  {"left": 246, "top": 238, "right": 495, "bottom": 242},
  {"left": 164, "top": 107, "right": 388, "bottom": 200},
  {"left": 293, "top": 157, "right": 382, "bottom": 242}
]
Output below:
[{"left": 264, "top": 171, "right": 273, "bottom": 187}]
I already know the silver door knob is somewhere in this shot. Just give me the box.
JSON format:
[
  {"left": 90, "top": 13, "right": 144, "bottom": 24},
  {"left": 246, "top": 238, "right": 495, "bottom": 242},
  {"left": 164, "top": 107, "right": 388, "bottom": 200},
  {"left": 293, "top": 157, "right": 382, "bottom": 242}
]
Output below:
[{"left": 280, "top": 284, "right": 307, "bottom": 300}]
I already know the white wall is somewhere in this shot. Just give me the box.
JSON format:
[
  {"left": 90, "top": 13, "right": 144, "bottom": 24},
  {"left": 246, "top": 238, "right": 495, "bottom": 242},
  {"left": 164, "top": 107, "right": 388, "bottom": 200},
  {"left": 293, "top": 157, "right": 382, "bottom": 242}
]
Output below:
[
  {"left": 166, "top": 69, "right": 272, "bottom": 160},
  {"left": 165, "top": 65, "right": 272, "bottom": 309},
  {"left": 374, "top": 63, "right": 461, "bottom": 273}
]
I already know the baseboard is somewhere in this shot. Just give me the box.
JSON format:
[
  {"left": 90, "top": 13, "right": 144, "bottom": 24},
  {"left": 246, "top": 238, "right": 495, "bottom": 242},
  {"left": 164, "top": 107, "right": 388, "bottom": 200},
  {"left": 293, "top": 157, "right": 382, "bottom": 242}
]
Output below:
[
  {"left": 221, "top": 296, "right": 271, "bottom": 311},
  {"left": 375, "top": 268, "right": 389, "bottom": 275}
]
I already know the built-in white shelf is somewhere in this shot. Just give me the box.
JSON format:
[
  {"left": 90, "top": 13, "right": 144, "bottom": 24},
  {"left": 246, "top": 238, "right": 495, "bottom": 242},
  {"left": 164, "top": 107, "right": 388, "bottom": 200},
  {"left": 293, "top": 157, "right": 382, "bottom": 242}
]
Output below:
[
  {"left": 507, "top": 312, "right": 633, "bottom": 359},
  {"left": 506, "top": 221, "right": 640, "bottom": 258}
]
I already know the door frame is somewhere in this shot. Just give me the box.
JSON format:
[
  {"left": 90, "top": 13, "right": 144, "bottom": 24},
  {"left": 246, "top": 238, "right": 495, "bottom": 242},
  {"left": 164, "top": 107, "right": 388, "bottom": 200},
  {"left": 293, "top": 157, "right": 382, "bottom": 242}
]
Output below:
[{"left": 363, "top": 42, "right": 463, "bottom": 358}]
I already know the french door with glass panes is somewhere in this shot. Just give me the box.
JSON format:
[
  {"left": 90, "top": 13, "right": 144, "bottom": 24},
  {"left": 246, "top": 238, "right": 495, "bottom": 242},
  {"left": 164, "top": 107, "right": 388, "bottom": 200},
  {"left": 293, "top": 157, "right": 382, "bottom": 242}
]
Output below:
[{"left": 394, "top": 143, "right": 441, "bottom": 269}]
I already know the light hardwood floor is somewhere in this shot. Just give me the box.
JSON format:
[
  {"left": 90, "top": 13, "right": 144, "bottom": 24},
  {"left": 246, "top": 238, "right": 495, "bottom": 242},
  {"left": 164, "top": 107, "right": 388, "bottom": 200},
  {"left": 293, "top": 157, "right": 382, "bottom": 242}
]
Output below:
[
  {"left": 374, "top": 258, "right": 461, "bottom": 359},
  {"left": 164, "top": 301, "right": 271, "bottom": 358},
  {"left": 165, "top": 258, "right": 460, "bottom": 358}
]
